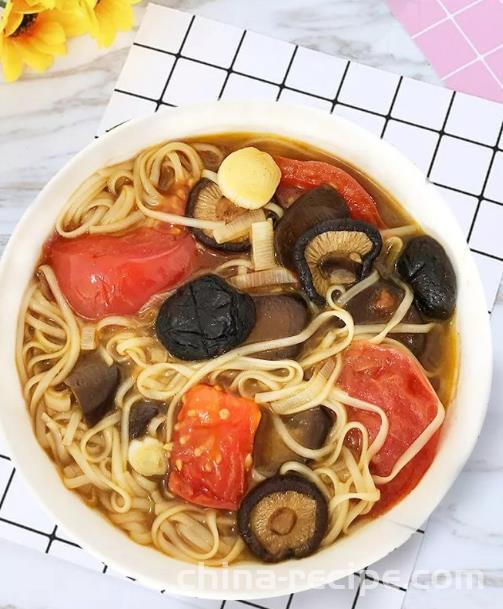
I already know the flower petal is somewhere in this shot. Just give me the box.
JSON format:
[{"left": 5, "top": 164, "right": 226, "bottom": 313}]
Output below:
[
  {"left": 30, "top": 34, "right": 66, "bottom": 56},
  {"left": 34, "top": 18, "right": 66, "bottom": 44},
  {"left": 1, "top": 42, "right": 24, "bottom": 81},
  {"left": 80, "top": 0, "right": 136, "bottom": 47},
  {"left": 53, "top": 9, "right": 90, "bottom": 37},
  {"left": 12, "top": 37, "right": 53, "bottom": 71},
  {"left": 4, "top": 12, "right": 24, "bottom": 37},
  {"left": 113, "top": 6, "right": 133, "bottom": 31},
  {"left": 23, "top": 0, "right": 57, "bottom": 10}
]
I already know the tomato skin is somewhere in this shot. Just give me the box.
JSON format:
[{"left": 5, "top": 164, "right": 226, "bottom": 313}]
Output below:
[
  {"left": 338, "top": 341, "right": 441, "bottom": 511},
  {"left": 168, "top": 385, "right": 261, "bottom": 510},
  {"left": 274, "top": 156, "right": 385, "bottom": 228},
  {"left": 371, "top": 431, "right": 439, "bottom": 517},
  {"left": 47, "top": 227, "right": 196, "bottom": 320}
]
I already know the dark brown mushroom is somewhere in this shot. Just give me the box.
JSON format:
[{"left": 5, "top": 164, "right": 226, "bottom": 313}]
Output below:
[
  {"left": 245, "top": 294, "right": 309, "bottom": 360},
  {"left": 155, "top": 275, "right": 256, "bottom": 361},
  {"left": 64, "top": 353, "right": 120, "bottom": 427},
  {"left": 186, "top": 178, "right": 250, "bottom": 252},
  {"left": 293, "top": 219, "right": 382, "bottom": 305},
  {"left": 345, "top": 279, "right": 426, "bottom": 357},
  {"left": 129, "top": 401, "right": 165, "bottom": 439},
  {"left": 253, "top": 408, "right": 332, "bottom": 477},
  {"left": 275, "top": 185, "right": 350, "bottom": 269},
  {"left": 238, "top": 474, "right": 328, "bottom": 562},
  {"left": 397, "top": 235, "right": 457, "bottom": 320}
]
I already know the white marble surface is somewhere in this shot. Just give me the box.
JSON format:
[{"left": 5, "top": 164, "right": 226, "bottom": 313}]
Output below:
[
  {"left": 0, "top": 0, "right": 436, "bottom": 210},
  {"left": 0, "top": 1, "right": 501, "bottom": 608}
]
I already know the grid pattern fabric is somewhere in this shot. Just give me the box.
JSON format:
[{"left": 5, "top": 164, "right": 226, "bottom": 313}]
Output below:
[{"left": 1, "top": 4, "right": 502, "bottom": 608}]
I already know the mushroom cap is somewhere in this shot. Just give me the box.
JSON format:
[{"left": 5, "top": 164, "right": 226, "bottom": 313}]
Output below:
[
  {"left": 155, "top": 275, "right": 256, "bottom": 361},
  {"left": 238, "top": 474, "right": 328, "bottom": 562},
  {"left": 64, "top": 352, "right": 120, "bottom": 427},
  {"left": 253, "top": 408, "right": 332, "bottom": 477},
  {"left": 129, "top": 401, "right": 165, "bottom": 440},
  {"left": 186, "top": 178, "right": 250, "bottom": 252},
  {"left": 274, "top": 185, "right": 350, "bottom": 269},
  {"left": 345, "top": 279, "right": 426, "bottom": 357},
  {"left": 397, "top": 235, "right": 456, "bottom": 320},
  {"left": 245, "top": 294, "right": 309, "bottom": 360},
  {"left": 293, "top": 218, "right": 382, "bottom": 305}
]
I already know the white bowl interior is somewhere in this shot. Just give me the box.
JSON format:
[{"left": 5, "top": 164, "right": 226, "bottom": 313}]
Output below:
[{"left": 0, "top": 102, "right": 492, "bottom": 600}]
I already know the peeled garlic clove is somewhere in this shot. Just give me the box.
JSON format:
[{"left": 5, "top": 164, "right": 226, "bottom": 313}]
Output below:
[
  {"left": 218, "top": 147, "right": 281, "bottom": 210},
  {"left": 128, "top": 437, "right": 167, "bottom": 476}
]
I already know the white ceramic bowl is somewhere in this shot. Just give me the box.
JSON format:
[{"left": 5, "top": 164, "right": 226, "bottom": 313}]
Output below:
[{"left": 0, "top": 101, "right": 492, "bottom": 600}]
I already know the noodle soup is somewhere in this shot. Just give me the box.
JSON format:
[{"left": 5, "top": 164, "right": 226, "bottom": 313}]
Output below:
[{"left": 17, "top": 134, "right": 458, "bottom": 565}]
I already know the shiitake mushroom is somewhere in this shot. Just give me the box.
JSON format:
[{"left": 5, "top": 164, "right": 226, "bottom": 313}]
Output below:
[
  {"left": 245, "top": 294, "right": 309, "bottom": 360},
  {"left": 238, "top": 474, "right": 328, "bottom": 562},
  {"left": 155, "top": 275, "right": 256, "bottom": 361},
  {"left": 274, "top": 185, "right": 350, "bottom": 269},
  {"left": 64, "top": 352, "right": 120, "bottom": 426},
  {"left": 129, "top": 401, "right": 165, "bottom": 439},
  {"left": 186, "top": 178, "right": 250, "bottom": 252},
  {"left": 253, "top": 408, "right": 332, "bottom": 477},
  {"left": 293, "top": 219, "right": 382, "bottom": 305},
  {"left": 345, "top": 279, "right": 426, "bottom": 357},
  {"left": 397, "top": 236, "right": 456, "bottom": 320}
]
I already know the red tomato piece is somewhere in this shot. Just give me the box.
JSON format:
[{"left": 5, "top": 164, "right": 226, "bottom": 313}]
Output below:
[
  {"left": 338, "top": 341, "right": 441, "bottom": 512},
  {"left": 274, "top": 156, "right": 385, "bottom": 228},
  {"left": 372, "top": 431, "right": 439, "bottom": 517},
  {"left": 168, "top": 385, "right": 262, "bottom": 510},
  {"left": 47, "top": 227, "right": 196, "bottom": 320}
]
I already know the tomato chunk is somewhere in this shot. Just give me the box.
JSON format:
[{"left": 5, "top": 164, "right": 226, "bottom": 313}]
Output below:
[
  {"left": 338, "top": 341, "right": 442, "bottom": 512},
  {"left": 47, "top": 227, "right": 196, "bottom": 320},
  {"left": 373, "top": 432, "right": 439, "bottom": 517},
  {"left": 274, "top": 156, "right": 385, "bottom": 228},
  {"left": 168, "top": 385, "right": 262, "bottom": 510}
]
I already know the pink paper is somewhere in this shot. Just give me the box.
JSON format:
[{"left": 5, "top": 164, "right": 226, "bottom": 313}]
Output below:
[{"left": 388, "top": 0, "right": 503, "bottom": 103}]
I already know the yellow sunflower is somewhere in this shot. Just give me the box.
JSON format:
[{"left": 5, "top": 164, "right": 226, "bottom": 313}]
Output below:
[
  {"left": 54, "top": 0, "right": 92, "bottom": 36},
  {"left": 15, "top": 0, "right": 57, "bottom": 11},
  {"left": 83, "top": 0, "right": 137, "bottom": 48},
  {"left": 0, "top": 0, "right": 89, "bottom": 81}
]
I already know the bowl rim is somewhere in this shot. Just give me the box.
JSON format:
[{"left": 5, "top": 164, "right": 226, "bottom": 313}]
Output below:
[{"left": 0, "top": 100, "right": 492, "bottom": 600}]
